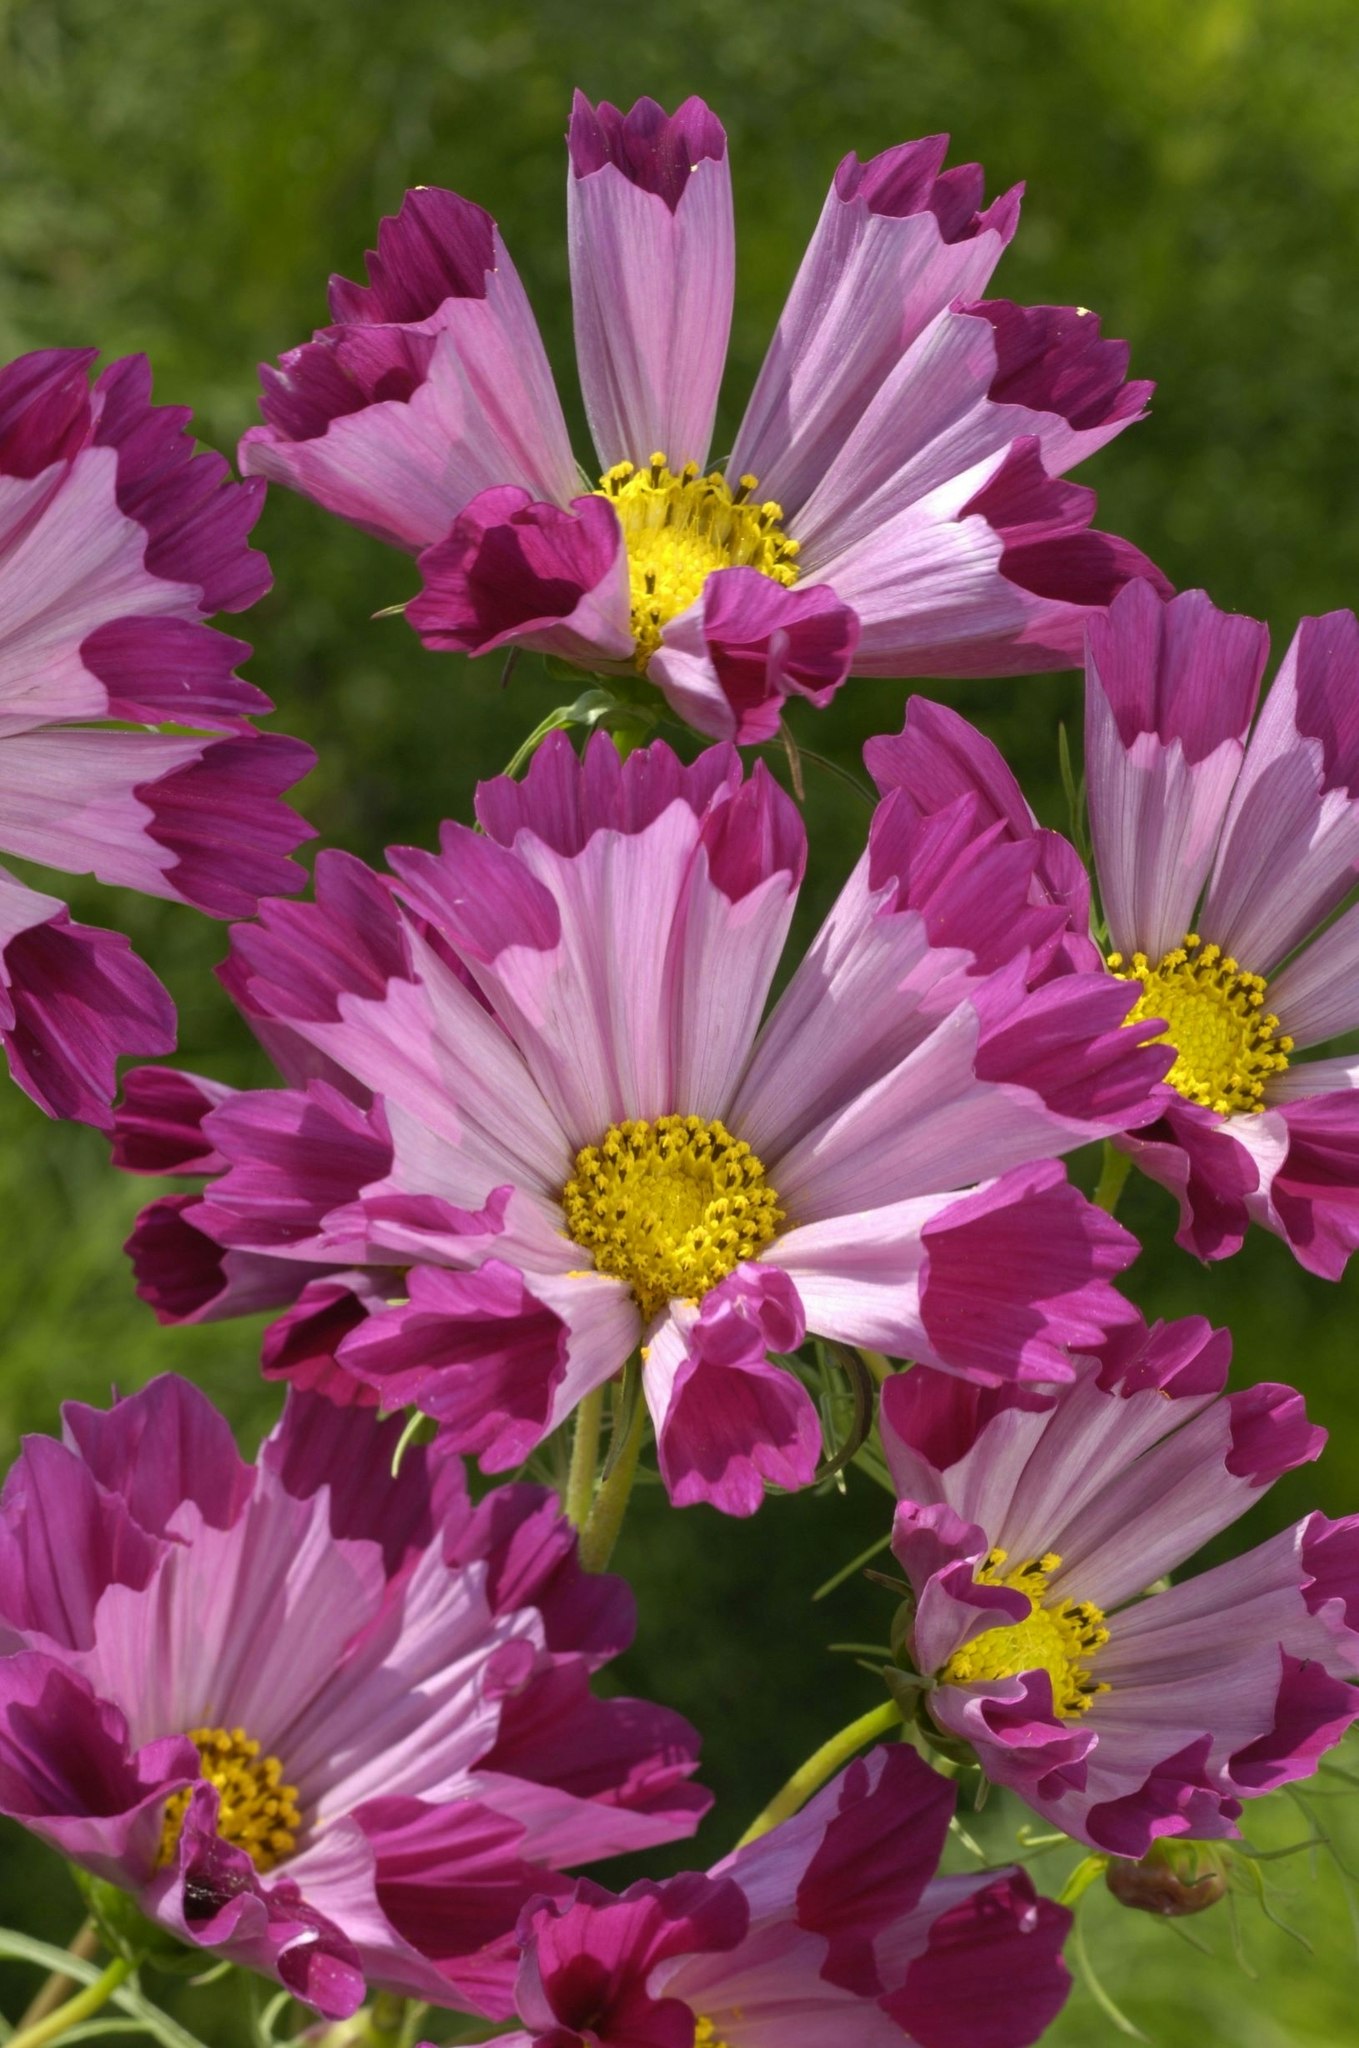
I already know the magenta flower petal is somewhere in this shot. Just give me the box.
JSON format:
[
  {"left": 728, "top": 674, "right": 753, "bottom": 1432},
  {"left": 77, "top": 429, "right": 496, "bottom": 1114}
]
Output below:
[
  {"left": 646, "top": 1270, "right": 821, "bottom": 1517},
  {"left": 112, "top": 1065, "right": 234, "bottom": 1175},
  {"left": 244, "top": 188, "right": 578, "bottom": 552},
  {"left": 649, "top": 567, "right": 860, "bottom": 743},
  {"left": 730, "top": 136, "right": 1020, "bottom": 519},
  {"left": 568, "top": 93, "right": 733, "bottom": 471},
  {"left": 409, "top": 487, "right": 633, "bottom": 666},
  {"left": 0, "top": 870, "right": 175, "bottom": 1126}
]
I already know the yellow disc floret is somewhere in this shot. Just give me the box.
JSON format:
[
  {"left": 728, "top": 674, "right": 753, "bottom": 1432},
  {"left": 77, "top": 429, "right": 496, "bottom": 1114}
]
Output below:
[
  {"left": 1106, "top": 931, "right": 1292, "bottom": 1116},
  {"left": 694, "top": 2021, "right": 736, "bottom": 2048},
  {"left": 595, "top": 453, "right": 800, "bottom": 669},
  {"left": 942, "top": 1550, "right": 1109, "bottom": 1718},
  {"left": 562, "top": 1114, "right": 783, "bottom": 1322},
  {"left": 159, "top": 1725, "right": 302, "bottom": 1873}
]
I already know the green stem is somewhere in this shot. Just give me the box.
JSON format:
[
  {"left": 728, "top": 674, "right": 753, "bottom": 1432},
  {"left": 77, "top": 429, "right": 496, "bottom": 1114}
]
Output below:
[
  {"left": 8, "top": 1955, "right": 133, "bottom": 2048},
  {"left": 578, "top": 1379, "right": 646, "bottom": 1573},
  {"left": 564, "top": 1386, "right": 604, "bottom": 1530},
  {"left": 1093, "top": 1140, "right": 1132, "bottom": 1215},
  {"left": 735, "top": 1699, "right": 904, "bottom": 1847},
  {"left": 15, "top": 1923, "right": 98, "bottom": 2029}
]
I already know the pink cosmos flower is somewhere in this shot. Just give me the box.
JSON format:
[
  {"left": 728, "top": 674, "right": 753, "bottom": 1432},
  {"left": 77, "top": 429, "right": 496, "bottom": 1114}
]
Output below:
[
  {"left": 240, "top": 93, "right": 1165, "bottom": 746},
  {"left": 0, "top": 1376, "right": 707, "bottom": 2020},
  {"left": 115, "top": 731, "right": 1169, "bottom": 1518},
  {"left": 881, "top": 1311, "right": 1359, "bottom": 1856},
  {"left": 0, "top": 348, "right": 315, "bottom": 1126},
  {"left": 482, "top": 1744, "right": 1071, "bottom": 2048},
  {"left": 1081, "top": 579, "right": 1359, "bottom": 1274}
]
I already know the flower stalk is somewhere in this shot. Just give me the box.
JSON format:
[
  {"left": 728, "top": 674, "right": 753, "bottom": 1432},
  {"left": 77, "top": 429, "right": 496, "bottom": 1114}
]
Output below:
[
  {"left": 734, "top": 1698, "right": 904, "bottom": 1846},
  {"left": 8, "top": 1954, "right": 133, "bottom": 2048}
]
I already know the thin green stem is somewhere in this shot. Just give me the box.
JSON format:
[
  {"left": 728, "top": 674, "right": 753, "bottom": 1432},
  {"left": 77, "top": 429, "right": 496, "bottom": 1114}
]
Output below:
[
  {"left": 578, "top": 1376, "right": 646, "bottom": 1573},
  {"left": 564, "top": 1386, "right": 604, "bottom": 1530},
  {"left": 1093, "top": 1141, "right": 1132, "bottom": 1216},
  {"left": 15, "top": 1924, "right": 98, "bottom": 2030},
  {"left": 735, "top": 1699, "right": 903, "bottom": 1847},
  {"left": 8, "top": 1956, "right": 132, "bottom": 2048}
]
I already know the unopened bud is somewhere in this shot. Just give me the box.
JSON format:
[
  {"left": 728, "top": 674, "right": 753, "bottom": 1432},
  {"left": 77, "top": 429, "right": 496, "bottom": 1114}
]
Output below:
[{"left": 1105, "top": 1838, "right": 1232, "bottom": 1917}]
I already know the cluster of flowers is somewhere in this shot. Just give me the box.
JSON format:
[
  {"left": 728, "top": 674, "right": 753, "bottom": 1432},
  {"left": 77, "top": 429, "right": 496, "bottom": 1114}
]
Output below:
[{"left": 1, "top": 88, "right": 1357, "bottom": 2048}]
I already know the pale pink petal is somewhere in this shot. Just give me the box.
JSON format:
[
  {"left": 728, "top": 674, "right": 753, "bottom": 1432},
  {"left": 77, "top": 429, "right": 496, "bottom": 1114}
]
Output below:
[
  {"left": 1085, "top": 581, "right": 1268, "bottom": 957},
  {"left": 649, "top": 569, "right": 860, "bottom": 744},
  {"left": 1202, "top": 612, "right": 1359, "bottom": 970},
  {"left": 568, "top": 93, "right": 733, "bottom": 470},
  {"left": 730, "top": 136, "right": 1020, "bottom": 519},
  {"left": 408, "top": 487, "right": 633, "bottom": 667}
]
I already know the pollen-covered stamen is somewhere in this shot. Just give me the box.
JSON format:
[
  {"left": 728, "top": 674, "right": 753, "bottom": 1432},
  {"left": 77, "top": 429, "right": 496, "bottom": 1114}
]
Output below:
[
  {"left": 596, "top": 453, "right": 800, "bottom": 670},
  {"left": 562, "top": 1113, "right": 783, "bottom": 1322},
  {"left": 159, "top": 1725, "right": 302, "bottom": 1873},
  {"left": 694, "top": 2020, "right": 736, "bottom": 2048},
  {"left": 942, "top": 1548, "right": 1109, "bottom": 1718},
  {"left": 1107, "top": 931, "right": 1292, "bottom": 1116}
]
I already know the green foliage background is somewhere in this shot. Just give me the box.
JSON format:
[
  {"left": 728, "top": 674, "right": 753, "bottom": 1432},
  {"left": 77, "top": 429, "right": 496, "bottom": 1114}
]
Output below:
[{"left": 2, "top": 0, "right": 1359, "bottom": 2039}]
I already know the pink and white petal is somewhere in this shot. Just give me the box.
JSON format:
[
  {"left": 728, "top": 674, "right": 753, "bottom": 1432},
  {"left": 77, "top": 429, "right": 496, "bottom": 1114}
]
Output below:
[
  {"left": 1115, "top": 1094, "right": 1287, "bottom": 1265},
  {"left": 0, "top": 728, "right": 313, "bottom": 915},
  {"left": 813, "top": 440, "right": 1165, "bottom": 679},
  {"left": 125, "top": 1193, "right": 314, "bottom": 1325},
  {"left": 644, "top": 1275, "right": 821, "bottom": 1517},
  {"left": 408, "top": 487, "right": 633, "bottom": 666},
  {"left": 0, "top": 866, "right": 175, "bottom": 1127},
  {"left": 1203, "top": 612, "right": 1359, "bottom": 970},
  {"left": 1269, "top": 899, "right": 1359, "bottom": 1048},
  {"left": 471, "top": 1663, "right": 709, "bottom": 1863},
  {"left": 338, "top": 1261, "right": 637, "bottom": 1471},
  {"left": 729, "top": 137, "right": 1019, "bottom": 519},
  {"left": 244, "top": 194, "right": 577, "bottom": 551},
  {"left": 60, "top": 1372, "right": 253, "bottom": 1543},
  {"left": 1248, "top": 1092, "right": 1359, "bottom": 1279},
  {"left": 0, "top": 449, "right": 196, "bottom": 734},
  {"left": 475, "top": 727, "right": 742, "bottom": 853},
  {"left": 193, "top": 1080, "right": 392, "bottom": 1256},
  {"left": 111, "top": 1065, "right": 234, "bottom": 1176},
  {"left": 82, "top": 615, "right": 270, "bottom": 731},
  {"left": 769, "top": 972, "right": 1162, "bottom": 1221},
  {"left": 915, "top": 1166, "right": 1139, "bottom": 1387},
  {"left": 793, "top": 305, "right": 1149, "bottom": 570},
  {"left": 883, "top": 1871, "right": 1071, "bottom": 2048},
  {"left": 568, "top": 93, "right": 733, "bottom": 471},
  {"left": 1085, "top": 584, "right": 1267, "bottom": 955},
  {"left": 649, "top": 569, "right": 860, "bottom": 744},
  {"left": 665, "top": 1921, "right": 906, "bottom": 2048}
]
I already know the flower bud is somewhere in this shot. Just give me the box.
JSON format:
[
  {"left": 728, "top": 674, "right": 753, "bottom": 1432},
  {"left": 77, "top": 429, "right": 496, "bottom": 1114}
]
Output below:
[{"left": 1105, "top": 1839, "right": 1232, "bottom": 1916}]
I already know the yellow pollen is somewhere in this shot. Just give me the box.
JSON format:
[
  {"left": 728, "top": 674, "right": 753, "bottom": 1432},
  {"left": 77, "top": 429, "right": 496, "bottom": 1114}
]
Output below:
[
  {"left": 561, "top": 1114, "right": 783, "bottom": 1322},
  {"left": 1106, "top": 931, "right": 1292, "bottom": 1116},
  {"left": 595, "top": 453, "right": 799, "bottom": 669},
  {"left": 694, "top": 2021, "right": 736, "bottom": 2048},
  {"left": 158, "top": 1726, "right": 302, "bottom": 1874},
  {"left": 942, "top": 1549, "right": 1110, "bottom": 1718}
]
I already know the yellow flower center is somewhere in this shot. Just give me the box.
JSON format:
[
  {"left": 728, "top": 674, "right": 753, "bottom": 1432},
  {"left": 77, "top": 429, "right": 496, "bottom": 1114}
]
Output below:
[
  {"left": 595, "top": 453, "right": 799, "bottom": 669},
  {"left": 561, "top": 1114, "right": 783, "bottom": 1322},
  {"left": 158, "top": 1725, "right": 302, "bottom": 1873},
  {"left": 1106, "top": 931, "right": 1292, "bottom": 1116},
  {"left": 694, "top": 2021, "right": 735, "bottom": 2048},
  {"left": 942, "top": 1550, "right": 1109, "bottom": 1718}
]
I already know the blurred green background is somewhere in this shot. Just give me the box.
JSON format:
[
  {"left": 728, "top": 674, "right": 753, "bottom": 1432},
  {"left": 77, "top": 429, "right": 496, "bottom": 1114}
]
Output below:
[{"left": 3, "top": 0, "right": 1359, "bottom": 2039}]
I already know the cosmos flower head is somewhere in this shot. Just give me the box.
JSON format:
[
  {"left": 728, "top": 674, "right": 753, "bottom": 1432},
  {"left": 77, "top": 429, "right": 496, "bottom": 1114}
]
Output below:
[
  {"left": 241, "top": 92, "right": 1165, "bottom": 745},
  {"left": 881, "top": 1311, "right": 1359, "bottom": 1855},
  {"left": 480, "top": 1744, "right": 1072, "bottom": 2048},
  {"left": 116, "top": 727, "right": 1170, "bottom": 1518},
  {"left": 0, "top": 1376, "right": 707, "bottom": 2019},
  {"left": 0, "top": 348, "right": 315, "bottom": 1126},
  {"left": 1081, "top": 580, "right": 1359, "bottom": 1274}
]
